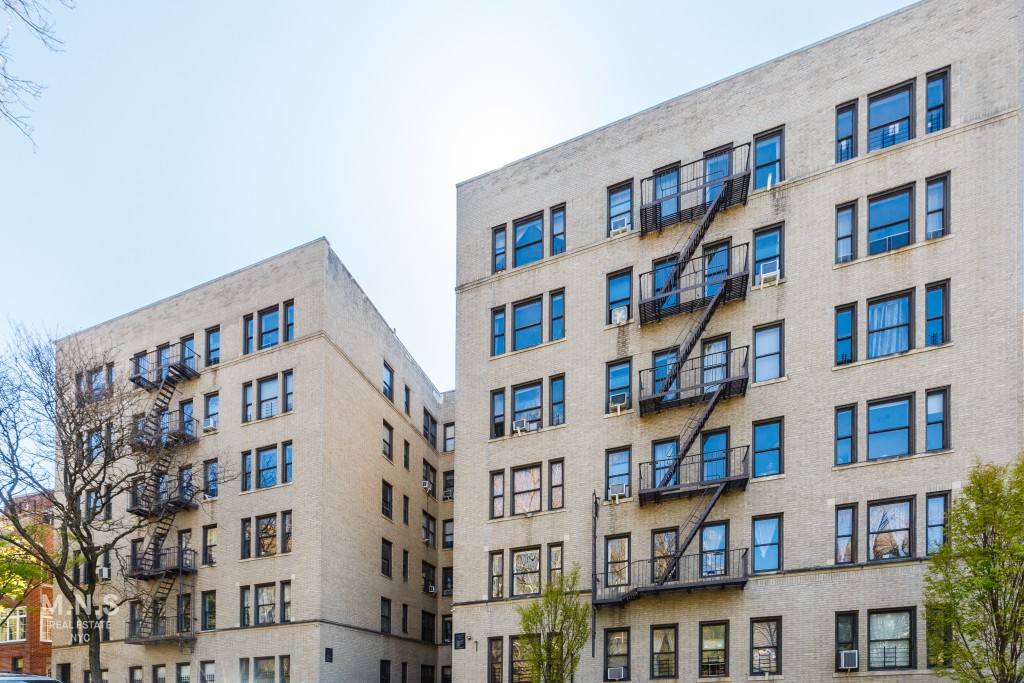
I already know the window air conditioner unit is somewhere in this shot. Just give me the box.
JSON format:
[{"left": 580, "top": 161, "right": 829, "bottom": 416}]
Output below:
[
  {"left": 98, "top": 566, "right": 111, "bottom": 581},
  {"left": 607, "top": 667, "right": 626, "bottom": 681},
  {"left": 202, "top": 418, "right": 218, "bottom": 432},
  {"left": 512, "top": 419, "right": 528, "bottom": 435},
  {"left": 442, "top": 489, "right": 454, "bottom": 501},
  {"left": 757, "top": 265, "right": 780, "bottom": 288},
  {"left": 610, "top": 305, "right": 629, "bottom": 325},
  {"left": 422, "top": 481, "right": 433, "bottom": 493},
  {"left": 526, "top": 420, "right": 540, "bottom": 432},
  {"left": 839, "top": 649, "right": 859, "bottom": 670},
  {"left": 607, "top": 483, "right": 628, "bottom": 500},
  {"left": 609, "top": 392, "right": 628, "bottom": 414},
  {"left": 610, "top": 216, "right": 631, "bottom": 236},
  {"left": 427, "top": 585, "right": 437, "bottom": 595}
]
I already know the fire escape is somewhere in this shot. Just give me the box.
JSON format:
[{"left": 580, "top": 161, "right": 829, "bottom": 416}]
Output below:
[
  {"left": 124, "top": 342, "right": 200, "bottom": 652},
  {"left": 594, "top": 144, "right": 752, "bottom": 607}
]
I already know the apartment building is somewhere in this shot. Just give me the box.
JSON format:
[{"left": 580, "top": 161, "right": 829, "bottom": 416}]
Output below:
[
  {"left": 50, "top": 239, "right": 455, "bottom": 683},
  {"left": 452, "top": 1, "right": 1022, "bottom": 681},
  {"left": 0, "top": 493, "right": 55, "bottom": 676}
]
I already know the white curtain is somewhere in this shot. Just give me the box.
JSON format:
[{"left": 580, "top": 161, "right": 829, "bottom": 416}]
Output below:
[
  {"left": 755, "top": 519, "right": 778, "bottom": 558},
  {"left": 868, "top": 299, "right": 907, "bottom": 357}
]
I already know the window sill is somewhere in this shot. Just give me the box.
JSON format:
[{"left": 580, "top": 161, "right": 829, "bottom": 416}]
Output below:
[
  {"left": 832, "top": 449, "right": 953, "bottom": 471},
  {"left": 492, "top": 337, "right": 567, "bottom": 360},
  {"left": 488, "top": 508, "right": 566, "bottom": 524},
  {"left": 751, "top": 473, "right": 786, "bottom": 483},
  {"left": 239, "top": 481, "right": 294, "bottom": 496},
  {"left": 604, "top": 320, "right": 635, "bottom": 331},
  {"left": 751, "top": 277, "right": 787, "bottom": 291},
  {"left": 832, "top": 233, "right": 954, "bottom": 270},
  {"left": 604, "top": 408, "right": 635, "bottom": 419},
  {"left": 748, "top": 677, "right": 783, "bottom": 682},
  {"left": 241, "top": 410, "right": 294, "bottom": 427},
  {"left": 751, "top": 375, "right": 788, "bottom": 388},
  {"left": 832, "top": 670, "right": 932, "bottom": 677},
  {"left": 832, "top": 342, "right": 952, "bottom": 371},
  {"left": 490, "top": 422, "right": 568, "bottom": 442},
  {"left": 601, "top": 496, "right": 633, "bottom": 506}
]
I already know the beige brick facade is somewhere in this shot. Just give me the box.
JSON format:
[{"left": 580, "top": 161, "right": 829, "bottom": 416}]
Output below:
[
  {"left": 453, "top": 1, "right": 1023, "bottom": 682},
  {"left": 51, "top": 239, "right": 455, "bottom": 683}
]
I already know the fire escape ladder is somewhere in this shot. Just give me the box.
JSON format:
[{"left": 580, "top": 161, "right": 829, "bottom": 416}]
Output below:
[
  {"left": 677, "top": 188, "right": 728, "bottom": 269},
  {"left": 654, "top": 481, "right": 726, "bottom": 586},
  {"left": 656, "top": 385, "right": 724, "bottom": 489},
  {"left": 139, "top": 376, "right": 180, "bottom": 443}
]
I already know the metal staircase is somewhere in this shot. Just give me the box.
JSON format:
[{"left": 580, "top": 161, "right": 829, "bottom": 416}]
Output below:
[{"left": 125, "top": 343, "right": 200, "bottom": 652}]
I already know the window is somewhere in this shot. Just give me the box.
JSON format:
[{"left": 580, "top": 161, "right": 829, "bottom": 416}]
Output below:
[
  {"left": 926, "top": 174, "right": 948, "bottom": 239},
  {"left": 754, "top": 128, "right": 783, "bottom": 189},
  {"left": 403, "top": 496, "right": 409, "bottom": 524},
  {"left": 281, "top": 582, "right": 291, "bottom": 623},
  {"left": 753, "top": 225, "right": 782, "bottom": 285},
  {"left": 752, "top": 515, "right": 781, "bottom": 572},
  {"left": 868, "top": 499, "right": 913, "bottom": 560},
  {"left": 650, "top": 625, "right": 677, "bottom": 679},
  {"left": 751, "top": 618, "right": 781, "bottom": 675},
  {"left": 606, "top": 360, "right": 631, "bottom": 412},
  {"left": 490, "top": 472, "right": 505, "bottom": 519},
  {"left": 925, "top": 282, "right": 948, "bottom": 345},
  {"left": 422, "top": 512, "right": 436, "bottom": 547},
  {"left": 869, "top": 609, "right": 914, "bottom": 669},
  {"left": 255, "top": 658, "right": 275, "bottom": 683},
  {"left": 204, "top": 393, "right": 220, "bottom": 430},
  {"left": 493, "top": 226, "right": 507, "bottom": 273},
  {"left": 836, "top": 203, "right": 856, "bottom": 263},
  {"left": 201, "top": 591, "right": 216, "bottom": 630},
  {"left": 378, "top": 481, "right": 389, "bottom": 518},
  {"left": 257, "top": 446, "right": 277, "bottom": 488},
  {"left": 402, "top": 550, "right": 409, "bottom": 581},
  {"left": 240, "top": 586, "right": 252, "bottom": 627},
  {"left": 605, "top": 629, "right": 630, "bottom": 680},
  {"left": 835, "top": 504, "right": 856, "bottom": 564},
  {"left": 442, "top": 567, "right": 453, "bottom": 597},
  {"left": 836, "top": 101, "right": 857, "bottom": 162},
  {"left": 423, "top": 410, "right": 438, "bottom": 448},
  {"left": 255, "top": 584, "right": 276, "bottom": 624},
  {"left": 443, "top": 423, "right": 455, "bottom": 452},
  {"left": 868, "top": 187, "right": 912, "bottom": 255},
  {"left": 205, "top": 327, "right": 220, "bottom": 366},
  {"left": 606, "top": 447, "right": 630, "bottom": 499},
  {"left": 926, "top": 388, "right": 949, "bottom": 451},
  {"left": 868, "top": 396, "right": 912, "bottom": 459},
  {"left": 512, "top": 548, "right": 541, "bottom": 596},
  {"left": 380, "top": 661, "right": 391, "bottom": 683},
  {"left": 836, "top": 612, "right": 859, "bottom": 671},
  {"left": 442, "top": 615, "right": 453, "bottom": 645},
  {"left": 927, "top": 492, "right": 948, "bottom": 554},
  {"left": 927, "top": 609, "right": 953, "bottom": 668},
  {"left": 240, "top": 519, "right": 251, "bottom": 559},
  {"left": 442, "top": 520, "right": 454, "bottom": 549},
  {"left": 549, "top": 460, "right": 563, "bottom": 510},
  {"left": 753, "top": 323, "right": 783, "bottom": 382},
  {"left": 257, "top": 376, "right": 278, "bottom": 418},
  {"left": 202, "top": 524, "right": 217, "bottom": 565},
  {"left": 403, "top": 441, "right": 410, "bottom": 469},
  {"left": 547, "top": 543, "right": 563, "bottom": 584},
  {"left": 283, "top": 300, "right": 294, "bottom": 341},
  {"left": 382, "top": 421, "right": 393, "bottom": 459},
  {"left": 607, "top": 270, "right": 632, "bottom": 324},
  {"left": 491, "top": 307, "right": 506, "bottom": 356},
  {"left": 926, "top": 69, "right": 948, "bottom": 133},
  {"left": 752, "top": 419, "right": 782, "bottom": 477},
  {"left": 243, "top": 383, "right": 253, "bottom": 423},
  {"left": 422, "top": 562, "right": 436, "bottom": 594},
  {"left": 281, "top": 510, "right": 292, "bottom": 553},
  {"left": 423, "top": 461, "right": 437, "bottom": 497},
  {"left": 511, "top": 299, "right": 542, "bottom": 351},
  {"left": 488, "top": 637, "right": 503, "bottom": 683},
  {"left": 700, "top": 622, "right": 728, "bottom": 678},
  {"left": 256, "top": 514, "right": 276, "bottom": 557},
  {"left": 491, "top": 390, "right": 506, "bottom": 439},
  {"left": 514, "top": 214, "right": 543, "bottom": 267},
  {"left": 282, "top": 442, "right": 293, "bottom": 483},
  {"left": 608, "top": 182, "right": 632, "bottom": 234},
  {"left": 512, "top": 464, "right": 541, "bottom": 514},
  {"left": 550, "top": 205, "right": 565, "bottom": 255},
  {"left": 835, "top": 305, "right": 856, "bottom": 364},
  {"left": 383, "top": 363, "right": 394, "bottom": 401},
  {"left": 244, "top": 314, "right": 254, "bottom": 355},
  {"left": 380, "top": 598, "right": 391, "bottom": 634},
  {"left": 512, "top": 382, "right": 542, "bottom": 431},
  {"left": 402, "top": 603, "right": 409, "bottom": 632},
  {"left": 443, "top": 470, "right": 454, "bottom": 499},
  {"left": 835, "top": 405, "right": 856, "bottom": 465},
  {"left": 510, "top": 636, "right": 533, "bottom": 683},
  {"left": 868, "top": 83, "right": 913, "bottom": 151},
  {"left": 868, "top": 293, "right": 912, "bottom": 358},
  {"left": 0, "top": 607, "right": 25, "bottom": 642},
  {"left": 549, "top": 290, "right": 564, "bottom": 341},
  {"left": 258, "top": 307, "right": 279, "bottom": 349},
  {"left": 605, "top": 536, "right": 629, "bottom": 587},
  {"left": 489, "top": 551, "right": 504, "bottom": 599}
]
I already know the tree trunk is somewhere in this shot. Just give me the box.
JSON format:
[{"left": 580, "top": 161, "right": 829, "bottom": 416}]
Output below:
[{"left": 87, "top": 619, "right": 102, "bottom": 681}]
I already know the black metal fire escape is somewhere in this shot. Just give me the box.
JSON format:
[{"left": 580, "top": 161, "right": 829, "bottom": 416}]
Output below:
[
  {"left": 594, "top": 144, "right": 753, "bottom": 608},
  {"left": 124, "top": 343, "right": 200, "bottom": 652}
]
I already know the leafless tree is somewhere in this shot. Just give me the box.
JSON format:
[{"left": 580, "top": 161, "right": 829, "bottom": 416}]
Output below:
[
  {"left": 0, "top": 325, "right": 208, "bottom": 678},
  {"left": 1, "top": 0, "right": 74, "bottom": 141}
]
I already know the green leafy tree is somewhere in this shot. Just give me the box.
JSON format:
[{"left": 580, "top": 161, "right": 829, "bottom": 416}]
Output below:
[
  {"left": 0, "top": 534, "right": 46, "bottom": 628},
  {"left": 514, "top": 565, "right": 591, "bottom": 683},
  {"left": 924, "top": 456, "right": 1024, "bottom": 683}
]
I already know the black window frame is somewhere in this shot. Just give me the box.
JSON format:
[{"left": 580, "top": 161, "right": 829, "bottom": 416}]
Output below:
[
  {"left": 835, "top": 503, "right": 857, "bottom": 564},
  {"left": 606, "top": 269, "right": 633, "bottom": 324},
  {"left": 752, "top": 322, "right": 784, "bottom": 383},
  {"left": 607, "top": 181, "right": 633, "bottom": 236},
  {"left": 443, "top": 423, "right": 455, "bottom": 452},
  {"left": 382, "top": 362, "right": 394, "bottom": 401},
  {"left": 491, "top": 389, "right": 505, "bottom": 439},
  {"left": 836, "top": 100, "right": 857, "bottom": 163},
  {"left": 836, "top": 611, "right": 859, "bottom": 672},
  {"left": 925, "top": 280, "right": 950, "bottom": 346},
  {"left": 606, "top": 359, "right": 632, "bottom": 413},
  {"left": 283, "top": 300, "right": 294, "bottom": 342},
  {"left": 510, "top": 462, "right": 542, "bottom": 515},
  {"left": 489, "top": 550, "right": 504, "bottom": 600},
  {"left": 511, "top": 297, "right": 543, "bottom": 352},
  {"left": 750, "top": 617, "right": 781, "bottom": 676},
  {"left": 512, "top": 212, "right": 544, "bottom": 268},
  {"left": 867, "top": 290, "right": 914, "bottom": 359},
  {"left": 205, "top": 327, "right": 220, "bottom": 367},
  {"left": 510, "top": 546, "right": 541, "bottom": 598},
  {"left": 549, "top": 289, "right": 565, "bottom": 341},
  {"left": 752, "top": 417, "right": 783, "bottom": 478},
  {"left": 548, "top": 459, "right": 563, "bottom": 510},
  {"left": 491, "top": 306, "right": 506, "bottom": 356},
  {"left": 549, "top": 374, "right": 565, "bottom": 427},
  {"left": 867, "top": 80, "right": 915, "bottom": 152},
  {"left": 511, "top": 381, "right": 543, "bottom": 431},
  {"left": 867, "top": 497, "right": 915, "bottom": 562},
  {"left": 867, "top": 394, "right": 914, "bottom": 460},
  {"left": 699, "top": 620, "right": 729, "bottom": 678},
  {"left": 925, "top": 387, "right": 950, "bottom": 452},
  {"left": 926, "top": 67, "right": 950, "bottom": 134},
  {"left": 752, "top": 223, "right": 783, "bottom": 286},
  {"left": 925, "top": 173, "right": 949, "bottom": 240},
  {"left": 926, "top": 491, "right": 949, "bottom": 555},
  {"left": 751, "top": 514, "right": 782, "bottom": 573},
  {"left": 492, "top": 225, "right": 507, "bottom": 273},
  {"left": 605, "top": 447, "right": 631, "bottom": 500},
  {"left": 650, "top": 624, "right": 678, "bottom": 679},
  {"left": 490, "top": 471, "right": 504, "bottom": 519},
  {"left": 257, "top": 305, "right": 280, "bottom": 350},
  {"left": 867, "top": 185, "right": 915, "bottom": 255},
  {"left": 382, "top": 421, "right": 393, "bottom": 459},
  {"left": 753, "top": 127, "right": 784, "bottom": 190},
  {"left": 835, "top": 304, "right": 857, "bottom": 365},
  {"left": 604, "top": 627, "right": 631, "bottom": 681},
  {"left": 867, "top": 608, "right": 916, "bottom": 670},
  {"left": 550, "top": 204, "right": 566, "bottom": 256},
  {"left": 380, "top": 597, "right": 391, "bottom": 634},
  {"left": 836, "top": 201, "right": 857, "bottom": 264},
  {"left": 381, "top": 480, "right": 393, "bottom": 519},
  {"left": 835, "top": 404, "right": 857, "bottom": 465},
  {"left": 381, "top": 539, "right": 393, "bottom": 577}
]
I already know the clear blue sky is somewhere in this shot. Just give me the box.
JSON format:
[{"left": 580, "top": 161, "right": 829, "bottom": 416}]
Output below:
[{"left": 1, "top": 0, "right": 916, "bottom": 390}]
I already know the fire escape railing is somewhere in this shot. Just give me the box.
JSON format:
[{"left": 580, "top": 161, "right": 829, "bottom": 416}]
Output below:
[
  {"left": 638, "top": 243, "right": 750, "bottom": 326},
  {"left": 638, "top": 346, "right": 749, "bottom": 416},
  {"left": 594, "top": 549, "right": 748, "bottom": 604}
]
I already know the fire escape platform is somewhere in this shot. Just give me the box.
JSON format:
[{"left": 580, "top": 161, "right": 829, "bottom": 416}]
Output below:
[{"left": 594, "top": 549, "right": 749, "bottom": 607}]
